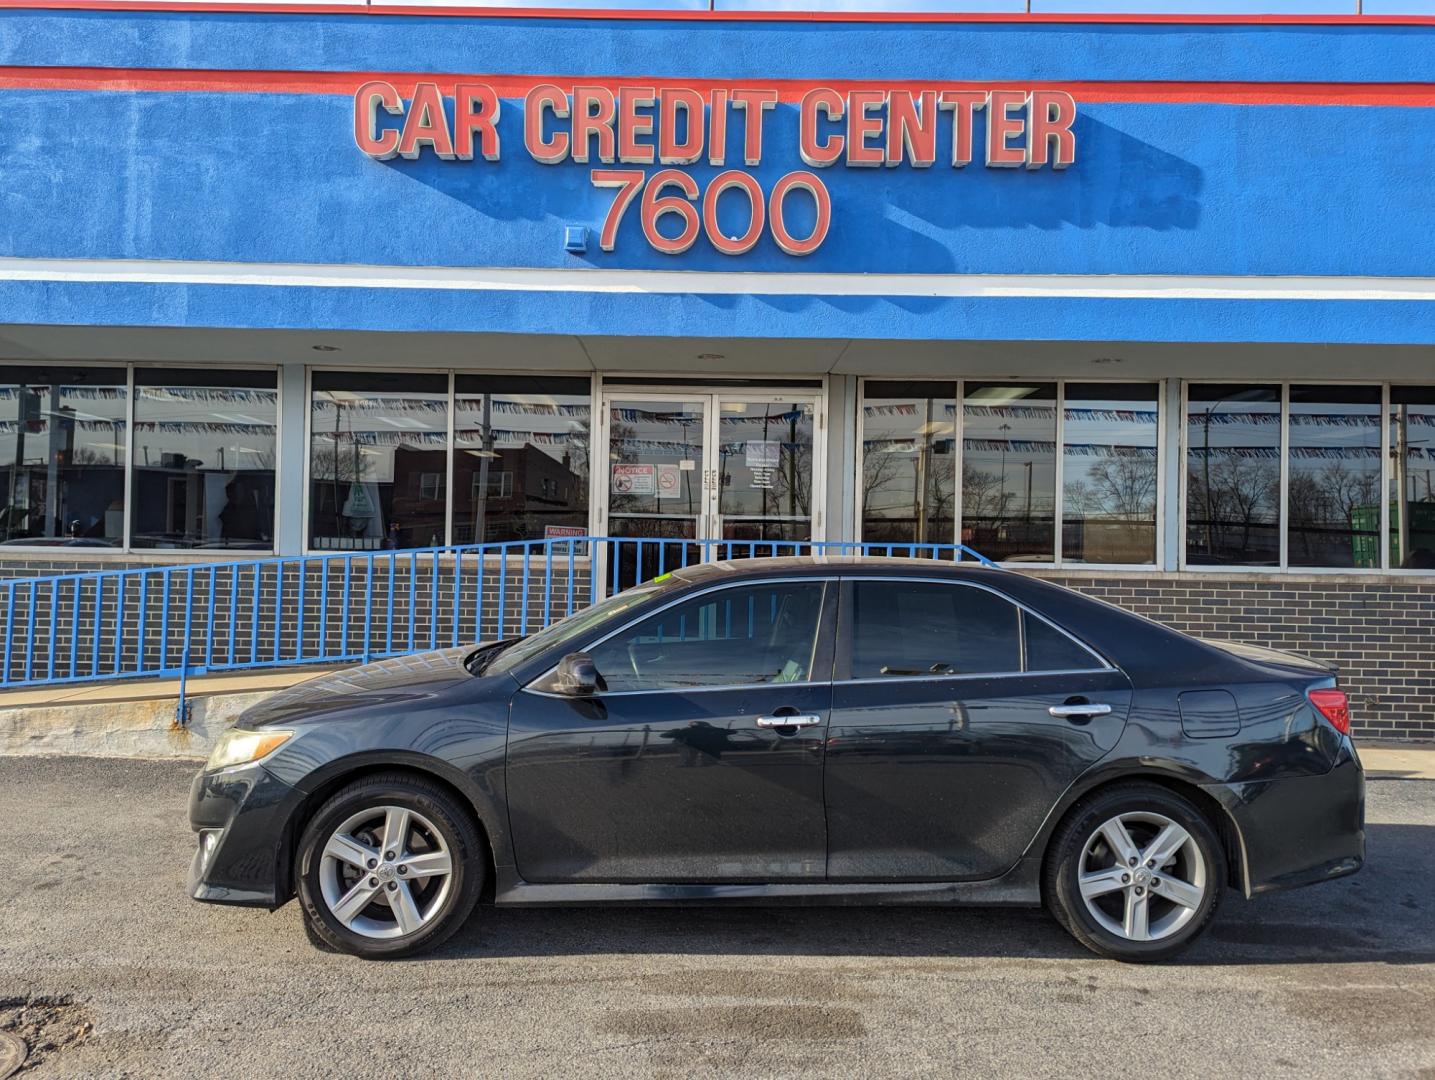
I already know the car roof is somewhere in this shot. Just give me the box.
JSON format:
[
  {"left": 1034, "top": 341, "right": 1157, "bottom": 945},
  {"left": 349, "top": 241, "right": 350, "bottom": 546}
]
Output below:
[{"left": 670, "top": 555, "right": 1008, "bottom": 584}]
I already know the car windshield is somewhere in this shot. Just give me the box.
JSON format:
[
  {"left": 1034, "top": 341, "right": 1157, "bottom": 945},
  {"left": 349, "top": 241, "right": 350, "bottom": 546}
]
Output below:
[{"left": 482, "top": 577, "right": 681, "bottom": 677}]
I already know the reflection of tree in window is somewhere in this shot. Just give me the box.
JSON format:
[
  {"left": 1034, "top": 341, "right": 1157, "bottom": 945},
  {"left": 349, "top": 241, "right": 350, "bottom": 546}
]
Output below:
[
  {"left": 1287, "top": 386, "right": 1381, "bottom": 569},
  {"left": 860, "top": 383, "right": 956, "bottom": 546},
  {"left": 1185, "top": 385, "right": 1280, "bottom": 567}
]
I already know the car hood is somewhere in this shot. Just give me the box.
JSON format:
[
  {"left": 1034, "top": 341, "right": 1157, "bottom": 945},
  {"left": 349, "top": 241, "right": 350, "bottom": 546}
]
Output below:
[
  {"left": 1198, "top": 637, "right": 1337, "bottom": 676},
  {"left": 235, "top": 646, "right": 487, "bottom": 729}
]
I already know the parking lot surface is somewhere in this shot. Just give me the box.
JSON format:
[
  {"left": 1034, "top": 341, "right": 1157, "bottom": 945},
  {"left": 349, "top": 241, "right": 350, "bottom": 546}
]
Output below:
[{"left": 1, "top": 756, "right": 1432, "bottom": 1079}]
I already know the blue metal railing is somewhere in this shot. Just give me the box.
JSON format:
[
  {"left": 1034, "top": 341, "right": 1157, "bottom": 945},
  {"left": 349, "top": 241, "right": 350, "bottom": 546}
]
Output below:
[{"left": 0, "top": 535, "right": 994, "bottom": 718}]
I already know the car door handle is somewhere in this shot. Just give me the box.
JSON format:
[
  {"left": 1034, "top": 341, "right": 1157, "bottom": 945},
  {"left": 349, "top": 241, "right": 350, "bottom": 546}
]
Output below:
[
  {"left": 1048, "top": 703, "right": 1113, "bottom": 719},
  {"left": 755, "top": 714, "right": 823, "bottom": 728}
]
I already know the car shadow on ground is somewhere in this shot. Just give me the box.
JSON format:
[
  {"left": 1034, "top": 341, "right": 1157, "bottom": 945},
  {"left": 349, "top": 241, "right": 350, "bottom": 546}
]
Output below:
[{"left": 425, "top": 821, "right": 1435, "bottom": 968}]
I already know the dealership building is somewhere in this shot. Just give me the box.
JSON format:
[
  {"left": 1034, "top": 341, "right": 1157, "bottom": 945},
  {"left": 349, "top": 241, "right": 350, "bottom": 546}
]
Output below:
[{"left": 0, "top": 3, "right": 1433, "bottom": 737}]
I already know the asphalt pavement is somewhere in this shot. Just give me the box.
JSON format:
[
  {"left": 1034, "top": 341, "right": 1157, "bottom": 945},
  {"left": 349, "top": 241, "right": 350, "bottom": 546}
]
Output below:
[{"left": 1, "top": 756, "right": 1432, "bottom": 1079}]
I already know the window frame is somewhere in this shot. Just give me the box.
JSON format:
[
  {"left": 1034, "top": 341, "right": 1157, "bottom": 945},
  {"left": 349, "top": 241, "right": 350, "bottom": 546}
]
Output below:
[
  {"left": 0, "top": 361, "right": 283, "bottom": 557},
  {"left": 525, "top": 575, "right": 838, "bottom": 697},
  {"left": 854, "top": 376, "right": 1166, "bottom": 570},
  {"left": 1178, "top": 378, "right": 1405, "bottom": 574},
  {"left": 833, "top": 575, "right": 1113, "bottom": 684}
]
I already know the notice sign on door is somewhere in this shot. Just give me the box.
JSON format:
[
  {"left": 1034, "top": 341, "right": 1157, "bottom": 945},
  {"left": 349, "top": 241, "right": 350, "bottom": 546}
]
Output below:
[
  {"left": 655, "top": 464, "right": 682, "bottom": 500},
  {"left": 746, "top": 440, "right": 780, "bottom": 489},
  {"left": 745, "top": 441, "right": 781, "bottom": 469},
  {"left": 611, "top": 463, "right": 656, "bottom": 495}
]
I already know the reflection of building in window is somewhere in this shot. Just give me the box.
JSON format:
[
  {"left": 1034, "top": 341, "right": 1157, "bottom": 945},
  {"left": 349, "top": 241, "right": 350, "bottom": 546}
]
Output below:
[{"left": 0, "top": 368, "right": 128, "bottom": 548}]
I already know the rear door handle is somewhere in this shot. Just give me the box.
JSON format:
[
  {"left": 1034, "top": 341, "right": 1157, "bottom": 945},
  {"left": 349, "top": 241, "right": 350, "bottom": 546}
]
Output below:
[
  {"left": 756, "top": 714, "right": 823, "bottom": 728},
  {"left": 1048, "top": 703, "right": 1113, "bottom": 719}
]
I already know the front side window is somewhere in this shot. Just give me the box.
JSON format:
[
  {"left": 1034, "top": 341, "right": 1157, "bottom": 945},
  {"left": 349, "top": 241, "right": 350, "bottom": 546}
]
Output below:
[
  {"left": 130, "top": 368, "right": 277, "bottom": 550},
  {"left": 0, "top": 366, "right": 126, "bottom": 547},
  {"left": 308, "top": 371, "right": 449, "bottom": 551},
  {"left": 849, "top": 580, "right": 1021, "bottom": 678},
  {"left": 454, "top": 375, "right": 590, "bottom": 545},
  {"left": 588, "top": 581, "right": 826, "bottom": 692}
]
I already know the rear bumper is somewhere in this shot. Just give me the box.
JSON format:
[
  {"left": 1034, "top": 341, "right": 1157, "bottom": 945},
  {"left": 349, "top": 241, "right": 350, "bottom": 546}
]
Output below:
[
  {"left": 1209, "top": 741, "right": 1365, "bottom": 897},
  {"left": 187, "top": 762, "right": 305, "bottom": 909}
]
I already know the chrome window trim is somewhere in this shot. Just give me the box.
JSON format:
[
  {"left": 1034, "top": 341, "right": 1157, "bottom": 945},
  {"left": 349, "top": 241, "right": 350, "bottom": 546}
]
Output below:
[
  {"left": 834, "top": 667, "right": 1113, "bottom": 688},
  {"left": 523, "top": 575, "right": 838, "bottom": 694},
  {"left": 522, "top": 570, "right": 1115, "bottom": 698}
]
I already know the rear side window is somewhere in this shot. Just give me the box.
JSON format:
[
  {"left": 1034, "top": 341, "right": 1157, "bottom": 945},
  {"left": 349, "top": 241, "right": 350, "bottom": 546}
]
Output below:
[
  {"left": 1023, "top": 612, "right": 1101, "bottom": 672},
  {"left": 849, "top": 580, "right": 1020, "bottom": 677}
]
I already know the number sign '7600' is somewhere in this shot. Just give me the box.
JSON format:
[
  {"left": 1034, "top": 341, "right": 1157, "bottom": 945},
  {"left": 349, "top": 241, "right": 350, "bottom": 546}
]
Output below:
[{"left": 353, "top": 80, "right": 1076, "bottom": 257}]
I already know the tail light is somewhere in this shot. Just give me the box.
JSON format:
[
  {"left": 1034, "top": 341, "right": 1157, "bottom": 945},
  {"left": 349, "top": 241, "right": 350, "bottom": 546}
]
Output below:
[{"left": 1308, "top": 687, "right": 1351, "bottom": 735}]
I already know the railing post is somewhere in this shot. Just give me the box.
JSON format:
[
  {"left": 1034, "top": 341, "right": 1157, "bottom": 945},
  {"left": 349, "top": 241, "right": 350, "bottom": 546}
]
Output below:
[{"left": 176, "top": 567, "right": 195, "bottom": 726}]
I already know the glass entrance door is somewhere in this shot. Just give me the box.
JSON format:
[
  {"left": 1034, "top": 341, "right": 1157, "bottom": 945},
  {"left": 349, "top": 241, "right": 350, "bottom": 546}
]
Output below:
[
  {"left": 598, "top": 389, "right": 823, "bottom": 584},
  {"left": 714, "top": 396, "right": 820, "bottom": 545},
  {"left": 603, "top": 396, "right": 708, "bottom": 542}
]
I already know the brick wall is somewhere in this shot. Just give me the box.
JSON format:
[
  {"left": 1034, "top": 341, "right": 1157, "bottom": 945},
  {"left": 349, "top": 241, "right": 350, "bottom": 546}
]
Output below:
[
  {"left": 1, "top": 556, "right": 1430, "bottom": 741},
  {"left": 1038, "top": 570, "right": 1435, "bottom": 742}
]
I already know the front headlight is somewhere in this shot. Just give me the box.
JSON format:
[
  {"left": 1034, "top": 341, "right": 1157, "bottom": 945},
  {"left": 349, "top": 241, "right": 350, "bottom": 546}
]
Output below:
[{"left": 206, "top": 728, "right": 294, "bottom": 772}]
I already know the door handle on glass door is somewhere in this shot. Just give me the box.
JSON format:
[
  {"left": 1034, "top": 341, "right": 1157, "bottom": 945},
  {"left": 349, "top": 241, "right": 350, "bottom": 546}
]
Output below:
[
  {"left": 755, "top": 714, "right": 822, "bottom": 728},
  {"left": 1048, "top": 703, "right": 1113, "bottom": 719}
]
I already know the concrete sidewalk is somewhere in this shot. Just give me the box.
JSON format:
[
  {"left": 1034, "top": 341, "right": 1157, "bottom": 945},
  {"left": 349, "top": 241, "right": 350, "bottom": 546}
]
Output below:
[{"left": 1, "top": 666, "right": 1432, "bottom": 771}]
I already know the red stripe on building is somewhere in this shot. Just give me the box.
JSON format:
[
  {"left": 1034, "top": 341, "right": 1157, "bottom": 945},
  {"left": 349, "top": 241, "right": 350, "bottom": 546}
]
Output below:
[
  {"left": 3, "top": 67, "right": 1435, "bottom": 106},
  {"left": 2, "top": 0, "right": 1435, "bottom": 23}
]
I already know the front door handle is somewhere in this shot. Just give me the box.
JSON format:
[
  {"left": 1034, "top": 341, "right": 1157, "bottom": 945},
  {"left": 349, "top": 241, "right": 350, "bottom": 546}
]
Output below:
[
  {"left": 1048, "top": 703, "right": 1113, "bottom": 719},
  {"left": 756, "top": 714, "right": 822, "bottom": 728}
]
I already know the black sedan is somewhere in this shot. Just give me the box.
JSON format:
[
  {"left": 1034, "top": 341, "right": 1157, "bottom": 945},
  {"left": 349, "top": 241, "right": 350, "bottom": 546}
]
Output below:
[{"left": 189, "top": 558, "right": 1364, "bottom": 962}]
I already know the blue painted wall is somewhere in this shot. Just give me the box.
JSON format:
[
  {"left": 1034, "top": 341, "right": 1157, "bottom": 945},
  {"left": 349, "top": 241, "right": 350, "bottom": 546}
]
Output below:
[{"left": 0, "top": 10, "right": 1431, "bottom": 342}]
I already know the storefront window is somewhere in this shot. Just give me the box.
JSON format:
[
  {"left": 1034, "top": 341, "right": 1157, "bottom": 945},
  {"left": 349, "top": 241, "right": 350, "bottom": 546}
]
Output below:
[
  {"left": 308, "top": 372, "right": 449, "bottom": 550},
  {"left": 1389, "top": 386, "right": 1435, "bottom": 571},
  {"left": 961, "top": 383, "right": 1057, "bottom": 563},
  {"left": 1185, "top": 385, "right": 1281, "bottom": 567},
  {"left": 130, "top": 368, "right": 277, "bottom": 550},
  {"left": 1287, "top": 385, "right": 1381, "bottom": 569},
  {"left": 453, "top": 375, "right": 590, "bottom": 545},
  {"left": 1062, "top": 384, "right": 1159, "bottom": 565},
  {"left": 860, "top": 381, "right": 956, "bottom": 546},
  {"left": 0, "top": 366, "right": 126, "bottom": 547}
]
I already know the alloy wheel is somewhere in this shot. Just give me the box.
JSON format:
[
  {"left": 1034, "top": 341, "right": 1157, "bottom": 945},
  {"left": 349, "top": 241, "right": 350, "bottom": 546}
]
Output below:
[
  {"left": 1077, "top": 811, "right": 1207, "bottom": 943},
  {"left": 317, "top": 805, "right": 455, "bottom": 940}
]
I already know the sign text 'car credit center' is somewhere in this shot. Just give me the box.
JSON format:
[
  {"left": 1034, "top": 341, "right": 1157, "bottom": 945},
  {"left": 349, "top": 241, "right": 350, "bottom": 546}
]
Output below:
[{"left": 355, "top": 82, "right": 1077, "bottom": 254}]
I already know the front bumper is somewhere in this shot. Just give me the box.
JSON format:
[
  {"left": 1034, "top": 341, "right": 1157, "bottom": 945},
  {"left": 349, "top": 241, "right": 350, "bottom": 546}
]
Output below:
[
  {"left": 188, "top": 762, "right": 306, "bottom": 909},
  {"left": 1211, "top": 741, "right": 1365, "bottom": 897}
]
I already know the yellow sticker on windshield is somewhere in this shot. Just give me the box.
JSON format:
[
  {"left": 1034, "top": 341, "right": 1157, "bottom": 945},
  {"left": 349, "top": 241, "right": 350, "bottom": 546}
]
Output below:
[{"left": 653, "top": 572, "right": 673, "bottom": 583}]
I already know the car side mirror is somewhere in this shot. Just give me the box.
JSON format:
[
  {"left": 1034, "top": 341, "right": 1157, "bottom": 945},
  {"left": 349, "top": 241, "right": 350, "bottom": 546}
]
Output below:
[{"left": 553, "top": 652, "right": 600, "bottom": 697}]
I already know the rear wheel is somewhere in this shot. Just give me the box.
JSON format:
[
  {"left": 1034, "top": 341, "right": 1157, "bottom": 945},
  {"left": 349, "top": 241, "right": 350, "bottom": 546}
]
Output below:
[
  {"left": 296, "top": 774, "right": 484, "bottom": 959},
  {"left": 1045, "top": 783, "right": 1224, "bottom": 962}
]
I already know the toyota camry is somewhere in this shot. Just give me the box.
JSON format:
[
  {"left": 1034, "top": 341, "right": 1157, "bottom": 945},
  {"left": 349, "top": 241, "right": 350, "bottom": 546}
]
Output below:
[{"left": 188, "top": 557, "right": 1364, "bottom": 962}]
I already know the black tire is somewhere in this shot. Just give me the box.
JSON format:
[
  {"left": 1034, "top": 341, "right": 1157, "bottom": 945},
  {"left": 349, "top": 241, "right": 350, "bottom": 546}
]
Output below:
[
  {"left": 1044, "top": 782, "right": 1225, "bottom": 963},
  {"left": 296, "top": 773, "right": 485, "bottom": 959}
]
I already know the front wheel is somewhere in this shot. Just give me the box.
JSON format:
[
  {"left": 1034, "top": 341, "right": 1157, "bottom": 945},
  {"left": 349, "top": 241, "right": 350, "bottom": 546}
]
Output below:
[
  {"left": 1045, "top": 783, "right": 1225, "bottom": 962},
  {"left": 296, "top": 774, "right": 485, "bottom": 959}
]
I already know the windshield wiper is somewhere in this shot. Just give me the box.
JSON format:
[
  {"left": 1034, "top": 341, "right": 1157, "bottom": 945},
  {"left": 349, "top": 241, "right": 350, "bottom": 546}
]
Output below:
[{"left": 464, "top": 639, "right": 517, "bottom": 676}]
